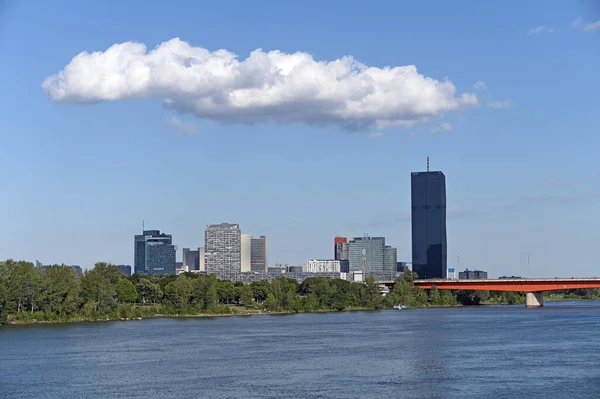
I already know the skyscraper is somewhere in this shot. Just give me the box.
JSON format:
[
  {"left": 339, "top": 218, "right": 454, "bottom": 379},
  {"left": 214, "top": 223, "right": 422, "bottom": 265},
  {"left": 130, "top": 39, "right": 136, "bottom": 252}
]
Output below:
[
  {"left": 384, "top": 246, "right": 397, "bottom": 278},
  {"left": 250, "top": 235, "right": 268, "bottom": 272},
  {"left": 348, "top": 235, "right": 388, "bottom": 279},
  {"left": 134, "top": 230, "right": 177, "bottom": 276},
  {"left": 334, "top": 237, "right": 350, "bottom": 273},
  {"left": 241, "top": 234, "right": 251, "bottom": 272},
  {"left": 411, "top": 159, "right": 447, "bottom": 279},
  {"left": 204, "top": 223, "right": 241, "bottom": 275},
  {"left": 182, "top": 248, "right": 200, "bottom": 271}
]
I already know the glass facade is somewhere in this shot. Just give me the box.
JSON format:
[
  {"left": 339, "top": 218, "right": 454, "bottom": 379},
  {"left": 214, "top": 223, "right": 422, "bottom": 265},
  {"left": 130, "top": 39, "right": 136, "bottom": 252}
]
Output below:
[
  {"left": 411, "top": 171, "right": 447, "bottom": 279},
  {"left": 250, "top": 235, "right": 268, "bottom": 272},
  {"left": 384, "top": 246, "right": 397, "bottom": 279},
  {"left": 183, "top": 248, "right": 200, "bottom": 271},
  {"left": 348, "top": 236, "right": 391, "bottom": 280},
  {"left": 134, "top": 230, "right": 176, "bottom": 276}
]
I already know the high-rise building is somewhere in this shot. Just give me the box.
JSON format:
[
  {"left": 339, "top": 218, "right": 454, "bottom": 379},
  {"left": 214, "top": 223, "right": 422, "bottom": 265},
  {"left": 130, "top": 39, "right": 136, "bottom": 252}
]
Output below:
[
  {"left": 241, "top": 234, "right": 251, "bottom": 272},
  {"left": 250, "top": 235, "right": 268, "bottom": 272},
  {"left": 384, "top": 246, "right": 397, "bottom": 278},
  {"left": 334, "top": 237, "right": 350, "bottom": 273},
  {"left": 334, "top": 237, "right": 347, "bottom": 257},
  {"left": 199, "top": 247, "right": 206, "bottom": 272},
  {"left": 411, "top": 159, "right": 447, "bottom": 279},
  {"left": 397, "top": 262, "right": 408, "bottom": 273},
  {"left": 204, "top": 223, "right": 241, "bottom": 275},
  {"left": 117, "top": 264, "right": 132, "bottom": 277},
  {"left": 134, "top": 230, "right": 177, "bottom": 276},
  {"left": 348, "top": 236, "right": 389, "bottom": 279},
  {"left": 183, "top": 248, "right": 200, "bottom": 271}
]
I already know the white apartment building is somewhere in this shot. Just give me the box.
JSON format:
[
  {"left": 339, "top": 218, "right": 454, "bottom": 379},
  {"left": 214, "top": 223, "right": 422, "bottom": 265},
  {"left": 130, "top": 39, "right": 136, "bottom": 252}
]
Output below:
[{"left": 305, "top": 259, "right": 341, "bottom": 273}]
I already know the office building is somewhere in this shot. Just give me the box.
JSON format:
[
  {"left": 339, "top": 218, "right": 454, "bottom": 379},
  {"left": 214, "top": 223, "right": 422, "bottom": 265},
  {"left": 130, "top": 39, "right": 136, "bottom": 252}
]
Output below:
[
  {"left": 384, "top": 246, "right": 397, "bottom": 277},
  {"left": 241, "top": 234, "right": 251, "bottom": 272},
  {"left": 175, "top": 261, "right": 185, "bottom": 274},
  {"left": 204, "top": 223, "right": 241, "bottom": 275},
  {"left": 36, "top": 260, "right": 83, "bottom": 276},
  {"left": 306, "top": 259, "right": 341, "bottom": 273},
  {"left": 459, "top": 269, "right": 488, "bottom": 280},
  {"left": 334, "top": 237, "right": 350, "bottom": 273},
  {"left": 199, "top": 247, "right": 206, "bottom": 272},
  {"left": 117, "top": 265, "right": 132, "bottom": 277},
  {"left": 250, "top": 235, "right": 268, "bottom": 272},
  {"left": 397, "top": 262, "right": 408, "bottom": 273},
  {"left": 348, "top": 235, "right": 393, "bottom": 280},
  {"left": 411, "top": 159, "right": 447, "bottom": 279},
  {"left": 134, "top": 230, "right": 177, "bottom": 276},
  {"left": 182, "top": 248, "right": 200, "bottom": 272}
]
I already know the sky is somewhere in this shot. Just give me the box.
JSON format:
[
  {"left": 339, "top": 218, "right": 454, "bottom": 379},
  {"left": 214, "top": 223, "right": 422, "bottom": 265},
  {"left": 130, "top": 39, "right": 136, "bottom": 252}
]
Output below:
[{"left": 0, "top": 0, "right": 599, "bottom": 277}]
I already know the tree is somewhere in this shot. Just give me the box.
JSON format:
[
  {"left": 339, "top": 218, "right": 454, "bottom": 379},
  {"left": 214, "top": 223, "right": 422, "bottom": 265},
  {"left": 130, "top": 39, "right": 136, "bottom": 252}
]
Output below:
[
  {"left": 8, "top": 261, "right": 43, "bottom": 313},
  {"left": 165, "top": 275, "right": 192, "bottom": 309},
  {"left": 217, "top": 280, "right": 236, "bottom": 304},
  {"left": 237, "top": 284, "right": 254, "bottom": 307},
  {"left": 81, "top": 267, "right": 117, "bottom": 313},
  {"left": 115, "top": 279, "right": 138, "bottom": 303},
  {"left": 364, "top": 275, "right": 382, "bottom": 308},
  {"left": 250, "top": 280, "right": 271, "bottom": 303},
  {"left": 429, "top": 285, "right": 441, "bottom": 306},
  {"left": 136, "top": 278, "right": 163, "bottom": 304},
  {"left": 42, "top": 265, "right": 81, "bottom": 316}
]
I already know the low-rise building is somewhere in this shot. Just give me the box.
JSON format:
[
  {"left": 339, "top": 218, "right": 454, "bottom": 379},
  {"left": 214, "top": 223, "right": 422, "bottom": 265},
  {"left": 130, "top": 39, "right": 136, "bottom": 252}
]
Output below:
[
  {"left": 305, "top": 259, "right": 341, "bottom": 273},
  {"left": 459, "top": 269, "right": 488, "bottom": 280}
]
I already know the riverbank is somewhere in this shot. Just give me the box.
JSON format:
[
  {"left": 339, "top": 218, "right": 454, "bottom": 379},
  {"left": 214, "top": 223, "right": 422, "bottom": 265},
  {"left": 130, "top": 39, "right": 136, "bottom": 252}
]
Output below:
[{"left": 1, "top": 306, "right": 381, "bottom": 326}]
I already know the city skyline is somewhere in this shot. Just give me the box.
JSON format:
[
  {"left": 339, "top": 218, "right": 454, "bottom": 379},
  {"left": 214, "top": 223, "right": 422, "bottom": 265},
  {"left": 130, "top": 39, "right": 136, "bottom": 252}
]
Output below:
[{"left": 1, "top": 1, "right": 599, "bottom": 278}]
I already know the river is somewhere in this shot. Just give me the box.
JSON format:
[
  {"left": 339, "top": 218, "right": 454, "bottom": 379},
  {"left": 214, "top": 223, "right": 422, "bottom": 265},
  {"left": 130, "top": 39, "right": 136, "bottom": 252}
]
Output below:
[{"left": 1, "top": 301, "right": 600, "bottom": 398}]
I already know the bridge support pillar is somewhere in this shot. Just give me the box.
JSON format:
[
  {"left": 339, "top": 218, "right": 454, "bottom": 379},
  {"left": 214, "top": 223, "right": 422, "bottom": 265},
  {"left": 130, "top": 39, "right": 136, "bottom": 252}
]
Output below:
[{"left": 525, "top": 292, "right": 544, "bottom": 308}]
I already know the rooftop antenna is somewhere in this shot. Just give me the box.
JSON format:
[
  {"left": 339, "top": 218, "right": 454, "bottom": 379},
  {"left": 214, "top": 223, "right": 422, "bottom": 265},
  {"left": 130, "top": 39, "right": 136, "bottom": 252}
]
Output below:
[
  {"left": 142, "top": 220, "right": 145, "bottom": 232},
  {"left": 427, "top": 156, "right": 430, "bottom": 172}
]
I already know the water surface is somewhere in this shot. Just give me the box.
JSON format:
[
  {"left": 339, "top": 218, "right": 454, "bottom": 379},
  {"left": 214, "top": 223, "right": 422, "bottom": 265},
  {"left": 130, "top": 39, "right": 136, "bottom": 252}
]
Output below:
[{"left": 1, "top": 302, "right": 600, "bottom": 398}]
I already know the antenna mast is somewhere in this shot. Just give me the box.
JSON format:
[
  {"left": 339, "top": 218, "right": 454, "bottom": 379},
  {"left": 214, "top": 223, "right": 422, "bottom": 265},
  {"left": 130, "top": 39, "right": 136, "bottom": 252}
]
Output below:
[
  {"left": 427, "top": 156, "right": 430, "bottom": 172},
  {"left": 142, "top": 220, "right": 145, "bottom": 232}
]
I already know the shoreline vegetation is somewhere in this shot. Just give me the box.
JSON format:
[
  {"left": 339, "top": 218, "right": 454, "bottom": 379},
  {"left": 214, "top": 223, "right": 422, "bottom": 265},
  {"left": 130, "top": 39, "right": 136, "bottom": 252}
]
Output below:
[{"left": 2, "top": 260, "right": 600, "bottom": 326}]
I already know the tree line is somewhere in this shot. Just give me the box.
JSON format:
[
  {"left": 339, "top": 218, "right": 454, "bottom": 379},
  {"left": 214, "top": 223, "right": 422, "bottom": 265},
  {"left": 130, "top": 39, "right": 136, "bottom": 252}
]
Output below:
[{"left": 1, "top": 259, "right": 599, "bottom": 324}]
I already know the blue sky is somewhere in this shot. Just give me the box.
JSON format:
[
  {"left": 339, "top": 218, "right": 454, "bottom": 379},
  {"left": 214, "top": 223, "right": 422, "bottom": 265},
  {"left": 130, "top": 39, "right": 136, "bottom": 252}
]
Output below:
[{"left": 0, "top": 0, "right": 599, "bottom": 277}]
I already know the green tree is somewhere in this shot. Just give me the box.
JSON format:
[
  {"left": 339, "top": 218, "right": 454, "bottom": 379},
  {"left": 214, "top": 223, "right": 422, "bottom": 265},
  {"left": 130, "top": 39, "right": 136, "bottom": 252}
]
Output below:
[
  {"left": 42, "top": 265, "right": 81, "bottom": 316},
  {"left": 217, "top": 280, "right": 236, "bottom": 304},
  {"left": 250, "top": 280, "right": 271, "bottom": 303},
  {"left": 237, "top": 284, "right": 254, "bottom": 306},
  {"left": 115, "top": 279, "right": 138, "bottom": 303},
  {"left": 8, "top": 261, "right": 43, "bottom": 313},
  {"left": 429, "top": 285, "right": 441, "bottom": 306},
  {"left": 265, "top": 292, "right": 279, "bottom": 311},
  {"left": 364, "top": 275, "right": 382, "bottom": 309},
  {"left": 81, "top": 267, "right": 117, "bottom": 314},
  {"left": 165, "top": 275, "right": 192, "bottom": 309}
]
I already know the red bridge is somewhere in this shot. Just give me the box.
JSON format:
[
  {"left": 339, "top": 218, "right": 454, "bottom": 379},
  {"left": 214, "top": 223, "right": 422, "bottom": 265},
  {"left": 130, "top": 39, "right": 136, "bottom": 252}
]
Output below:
[{"left": 382, "top": 278, "right": 600, "bottom": 307}]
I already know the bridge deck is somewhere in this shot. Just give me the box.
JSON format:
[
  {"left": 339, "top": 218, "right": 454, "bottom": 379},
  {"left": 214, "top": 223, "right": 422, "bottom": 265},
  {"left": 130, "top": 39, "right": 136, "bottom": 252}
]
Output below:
[{"left": 412, "top": 278, "right": 600, "bottom": 292}]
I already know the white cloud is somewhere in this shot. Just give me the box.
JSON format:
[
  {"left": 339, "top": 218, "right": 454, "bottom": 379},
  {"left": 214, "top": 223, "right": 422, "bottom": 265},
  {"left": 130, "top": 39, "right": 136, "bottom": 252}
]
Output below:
[
  {"left": 431, "top": 122, "right": 452, "bottom": 133},
  {"left": 42, "top": 38, "right": 478, "bottom": 131},
  {"left": 487, "top": 99, "right": 515, "bottom": 109},
  {"left": 571, "top": 17, "right": 600, "bottom": 32},
  {"left": 368, "top": 132, "right": 384, "bottom": 139},
  {"left": 528, "top": 25, "right": 554, "bottom": 35},
  {"left": 583, "top": 20, "right": 600, "bottom": 32},
  {"left": 474, "top": 81, "right": 486, "bottom": 90},
  {"left": 168, "top": 117, "right": 198, "bottom": 135}
]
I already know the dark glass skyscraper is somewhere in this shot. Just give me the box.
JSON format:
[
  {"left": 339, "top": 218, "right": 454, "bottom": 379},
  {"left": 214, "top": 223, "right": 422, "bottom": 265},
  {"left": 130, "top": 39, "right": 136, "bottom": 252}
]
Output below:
[
  {"left": 411, "top": 168, "right": 447, "bottom": 279},
  {"left": 134, "top": 230, "right": 176, "bottom": 276}
]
